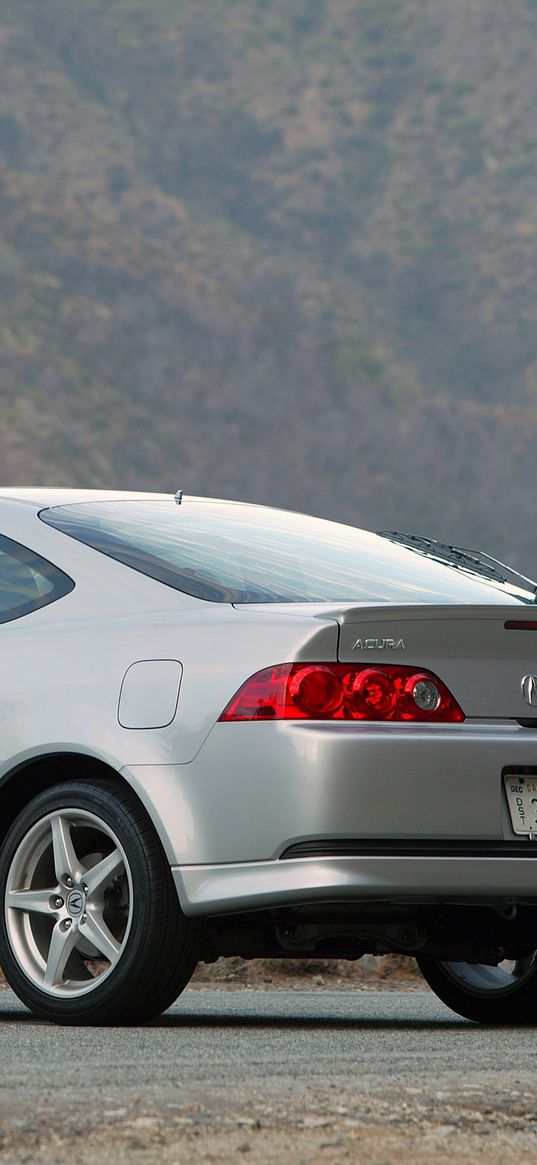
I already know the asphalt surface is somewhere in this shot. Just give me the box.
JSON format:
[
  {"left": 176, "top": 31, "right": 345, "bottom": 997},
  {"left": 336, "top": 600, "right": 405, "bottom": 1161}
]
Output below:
[{"left": 1, "top": 988, "right": 536, "bottom": 1105}]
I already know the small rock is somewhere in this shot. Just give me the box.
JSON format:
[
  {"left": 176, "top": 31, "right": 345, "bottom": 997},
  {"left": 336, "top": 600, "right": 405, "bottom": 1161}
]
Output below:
[{"left": 434, "top": 1125, "right": 457, "bottom": 1138}]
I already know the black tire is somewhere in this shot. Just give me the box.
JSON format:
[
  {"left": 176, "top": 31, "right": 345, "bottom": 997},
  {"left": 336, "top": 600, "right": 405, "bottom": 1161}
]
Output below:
[
  {"left": 0, "top": 778, "right": 201, "bottom": 1024},
  {"left": 417, "top": 954, "right": 537, "bottom": 1024}
]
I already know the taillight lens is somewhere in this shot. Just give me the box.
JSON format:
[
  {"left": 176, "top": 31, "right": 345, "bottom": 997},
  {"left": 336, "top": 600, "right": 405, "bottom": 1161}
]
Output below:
[
  {"left": 289, "top": 665, "right": 344, "bottom": 716},
  {"left": 219, "top": 664, "right": 464, "bottom": 723},
  {"left": 351, "top": 668, "right": 397, "bottom": 717}
]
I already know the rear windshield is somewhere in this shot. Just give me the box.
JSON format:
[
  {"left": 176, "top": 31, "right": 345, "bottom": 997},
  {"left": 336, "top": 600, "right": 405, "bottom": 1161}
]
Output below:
[{"left": 40, "top": 498, "right": 530, "bottom": 606}]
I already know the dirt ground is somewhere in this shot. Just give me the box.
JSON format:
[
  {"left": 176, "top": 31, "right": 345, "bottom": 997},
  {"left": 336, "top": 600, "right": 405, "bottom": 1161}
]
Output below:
[
  {"left": 189, "top": 951, "right": 425, "bottom": 992},
  {"left": 3, "top": 1080, "right": 537, "bottom": 1165}
]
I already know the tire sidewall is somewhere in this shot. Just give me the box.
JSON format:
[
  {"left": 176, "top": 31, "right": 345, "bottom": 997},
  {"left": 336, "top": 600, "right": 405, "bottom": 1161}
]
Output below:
[
  {"left": 0, "top": 781, "right": 160, "bottom": 1022},
  {"left": 417, "top": 955, "right": 537, "bottom": 1024}
]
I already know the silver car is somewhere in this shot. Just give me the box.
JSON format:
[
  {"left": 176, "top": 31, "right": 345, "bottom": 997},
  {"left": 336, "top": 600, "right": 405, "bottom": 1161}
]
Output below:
[{"left": 2, "top": 487, "right": 537, "bottom": 1025}]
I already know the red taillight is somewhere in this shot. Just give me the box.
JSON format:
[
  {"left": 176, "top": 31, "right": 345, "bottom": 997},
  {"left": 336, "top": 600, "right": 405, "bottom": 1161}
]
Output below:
[
  {"left": 289, "top": 665, "right": 343, "bottom": 716},
  {"left": 351, "top": 668, "right": 397, "bottom": 717},
  {"left": 219, "top": 663, "right": 465, "bottom": 723}
]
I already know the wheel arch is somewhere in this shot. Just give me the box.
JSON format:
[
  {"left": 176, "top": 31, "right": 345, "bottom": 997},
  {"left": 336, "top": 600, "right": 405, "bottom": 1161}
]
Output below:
[
  {"left": 0, "top": 756, "right": 202, "bottom": 1022},
  {"left": 0, "top": 753, "right": 157, "bottom": 850}
]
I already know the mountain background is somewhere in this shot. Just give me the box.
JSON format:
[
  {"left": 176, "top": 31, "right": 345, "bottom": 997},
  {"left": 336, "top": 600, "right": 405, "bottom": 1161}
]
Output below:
[{"left": 1, "top": 0, "right": 537, "bottom": 571}]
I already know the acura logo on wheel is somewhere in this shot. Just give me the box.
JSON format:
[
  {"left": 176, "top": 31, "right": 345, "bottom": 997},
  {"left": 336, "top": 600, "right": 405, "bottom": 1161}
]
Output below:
[
  {"left": 521, "top": 675, "right": 537, "bottom": 707},
  {"left": 67, "top": 891, "right": 84, "bottom": 916}
]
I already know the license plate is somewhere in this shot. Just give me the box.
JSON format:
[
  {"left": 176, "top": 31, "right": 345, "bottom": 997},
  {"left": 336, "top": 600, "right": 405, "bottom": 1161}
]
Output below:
[{"left": 504, "top": 773, "right": 537, "bottom": 835}]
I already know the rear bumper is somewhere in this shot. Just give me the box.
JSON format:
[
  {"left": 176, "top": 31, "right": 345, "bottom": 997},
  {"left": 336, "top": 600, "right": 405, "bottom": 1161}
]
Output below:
[
  {"left": 173, "top": 851, "right": 537, "bottom": 916},
  {"left": 124, "top": 720, "right": 537, "bottom": 868},
  {"left": 124, "top": 718, "right": 537, "bottom": 920}
]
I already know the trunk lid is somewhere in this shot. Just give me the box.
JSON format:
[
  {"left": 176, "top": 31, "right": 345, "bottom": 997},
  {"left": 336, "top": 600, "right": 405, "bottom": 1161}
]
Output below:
[{"left": 335, "top": 604, "right": 537, "bottom": 719}]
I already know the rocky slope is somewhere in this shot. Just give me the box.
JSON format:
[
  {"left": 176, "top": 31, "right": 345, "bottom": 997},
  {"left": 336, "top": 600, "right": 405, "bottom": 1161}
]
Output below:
[{"left": 1, "top": 1, "right": 537, "bottom": 567}]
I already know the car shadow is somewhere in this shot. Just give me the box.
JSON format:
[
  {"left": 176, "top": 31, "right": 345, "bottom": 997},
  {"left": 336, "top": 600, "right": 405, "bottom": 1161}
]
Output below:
[
  {"left": 150, "top": 1012, "right": 469, "bottom": 1030},
  {"left": 0, "top": 990, "right": 532, "bottom": 1030},
  {"left": 0, "top": 1001, "right": 470, "bottom": 1029}
]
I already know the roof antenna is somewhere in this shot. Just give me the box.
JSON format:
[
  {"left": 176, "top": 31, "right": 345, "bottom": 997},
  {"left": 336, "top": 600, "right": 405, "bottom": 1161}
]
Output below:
[{"left": 174, "top": 490, "right": 183, "bottom": 505}]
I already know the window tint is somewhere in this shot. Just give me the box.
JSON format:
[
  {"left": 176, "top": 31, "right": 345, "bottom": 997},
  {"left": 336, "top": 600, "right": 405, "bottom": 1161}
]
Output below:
[
  {"left": 0, "top": 535, "right": 74, "bottom": 624},
  {"left": 41, "top": 498, "right": 529, "bottom": 606}
]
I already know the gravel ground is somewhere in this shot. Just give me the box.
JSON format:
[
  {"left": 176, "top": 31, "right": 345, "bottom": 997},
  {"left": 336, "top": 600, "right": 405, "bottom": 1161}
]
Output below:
[{"left": 2, "top": 1081, "right": 537, "bottom": 1165}]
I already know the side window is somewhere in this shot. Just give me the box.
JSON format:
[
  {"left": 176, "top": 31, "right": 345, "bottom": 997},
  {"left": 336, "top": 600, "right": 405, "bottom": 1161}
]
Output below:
[{"left": 0, "top": 535, "right": 74, "bottom": 625}]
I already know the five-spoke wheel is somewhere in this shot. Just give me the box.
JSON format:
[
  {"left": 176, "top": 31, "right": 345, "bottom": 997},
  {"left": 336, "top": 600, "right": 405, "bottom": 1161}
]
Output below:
[
  {"left": 0, "top": 779, "right": 201, "bottom": 1024},
  {"left": 5, "top": 807, "right": 133, "bottom": 997}
]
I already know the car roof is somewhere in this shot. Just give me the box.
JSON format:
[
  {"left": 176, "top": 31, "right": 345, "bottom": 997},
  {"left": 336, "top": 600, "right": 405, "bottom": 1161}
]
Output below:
[
  {"left": 0, "top": 487, "right": 292, "bottom": 512},
  {"left": 0, "top": 488, "right": 275, "bottom": 517},
  {"left": 0, "top": 487, "right": 172, "bottom": 506}
]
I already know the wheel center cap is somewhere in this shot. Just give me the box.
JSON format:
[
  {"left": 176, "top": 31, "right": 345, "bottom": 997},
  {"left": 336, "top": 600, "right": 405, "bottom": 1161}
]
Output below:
[{"left": 67, "top": 890, "right": 84, "bottom": 917}]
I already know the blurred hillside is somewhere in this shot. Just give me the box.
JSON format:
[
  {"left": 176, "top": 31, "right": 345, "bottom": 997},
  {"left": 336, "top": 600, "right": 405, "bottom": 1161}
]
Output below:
[{"left": 1, "top": 0, "right": 537, "bottom": 569}]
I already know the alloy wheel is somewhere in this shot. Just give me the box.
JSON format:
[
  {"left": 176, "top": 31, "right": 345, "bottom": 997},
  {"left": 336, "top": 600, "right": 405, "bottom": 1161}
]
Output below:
[{"left": 5, "top": 808, "right": 133, "bottom": 997}]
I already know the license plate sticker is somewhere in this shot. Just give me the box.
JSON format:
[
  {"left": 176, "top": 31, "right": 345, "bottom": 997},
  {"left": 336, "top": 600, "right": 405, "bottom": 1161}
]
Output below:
[{"left": 504, "top": 774, "right": 537, "bottom": 835}]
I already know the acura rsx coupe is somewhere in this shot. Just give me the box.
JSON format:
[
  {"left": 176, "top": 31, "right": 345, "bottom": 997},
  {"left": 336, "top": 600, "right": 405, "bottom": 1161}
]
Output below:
[{"left": 2, "top": 488, "right": 537, "bottom": 1025}]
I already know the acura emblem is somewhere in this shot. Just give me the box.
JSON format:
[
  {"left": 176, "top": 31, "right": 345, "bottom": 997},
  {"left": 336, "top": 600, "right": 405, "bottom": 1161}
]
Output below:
[
  {"left": 67, "top": 891, "right": 84, "bottom": 916},
  {"left": 522, "top": 675, "right": 537, "bottom": 707},
  {"left": 352, "top": 638, "right": 406, "bottom": 651}
]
